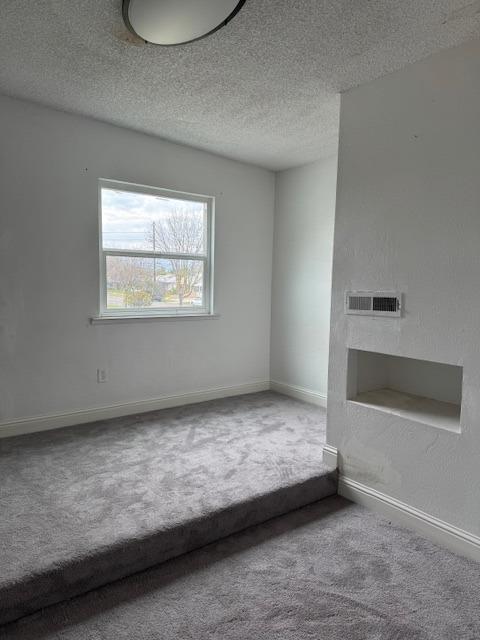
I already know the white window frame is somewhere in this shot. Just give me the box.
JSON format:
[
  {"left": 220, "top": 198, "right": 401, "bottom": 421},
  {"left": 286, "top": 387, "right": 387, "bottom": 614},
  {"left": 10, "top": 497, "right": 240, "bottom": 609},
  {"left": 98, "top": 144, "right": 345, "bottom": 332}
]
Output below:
[{"left": 98, "top": 178, "right": 215, "bottom": 319}]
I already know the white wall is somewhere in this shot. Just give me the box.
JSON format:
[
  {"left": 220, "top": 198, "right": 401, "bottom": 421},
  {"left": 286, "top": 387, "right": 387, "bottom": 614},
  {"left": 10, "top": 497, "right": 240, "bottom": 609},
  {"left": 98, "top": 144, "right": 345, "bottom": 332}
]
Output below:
[
  {"left": 271, "top": 157, "right": 337, "bottom": 400},
  {"left": 328, "top": 40, "right": 480, "bottom": 535},
  {"left": 0, "top": 95, "right": 274, "bottom": 425}
]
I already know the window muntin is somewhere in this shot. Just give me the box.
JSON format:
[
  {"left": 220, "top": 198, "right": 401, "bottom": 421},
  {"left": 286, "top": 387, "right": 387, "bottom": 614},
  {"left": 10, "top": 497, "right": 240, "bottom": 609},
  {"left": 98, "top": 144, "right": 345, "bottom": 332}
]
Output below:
[{"left": 99, "top": 180, "right": 213, "bottom": 316}]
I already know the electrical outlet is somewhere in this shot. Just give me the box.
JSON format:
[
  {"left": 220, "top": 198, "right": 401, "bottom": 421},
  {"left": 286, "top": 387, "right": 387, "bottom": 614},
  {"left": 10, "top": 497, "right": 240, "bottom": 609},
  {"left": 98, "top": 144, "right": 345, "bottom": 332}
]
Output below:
[{"left": 97, "top": 368, "right": 107, "bottom": 383}]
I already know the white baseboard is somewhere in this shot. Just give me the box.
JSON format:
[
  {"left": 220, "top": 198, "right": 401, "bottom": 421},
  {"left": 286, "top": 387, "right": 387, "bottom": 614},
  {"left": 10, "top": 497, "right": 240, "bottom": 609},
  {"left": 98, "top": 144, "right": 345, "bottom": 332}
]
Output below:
[
  {"left": 322, "top": 444, "right": 338, "bottom": 468},
  {"left": 270, "top": 380, "right": 327, "bottom": 408},
  {"left": 339, "top": 476, "right": 480, "bottom": 562},
  {"left": 0, "top": 381, "right": 270, "bottom": 439}
]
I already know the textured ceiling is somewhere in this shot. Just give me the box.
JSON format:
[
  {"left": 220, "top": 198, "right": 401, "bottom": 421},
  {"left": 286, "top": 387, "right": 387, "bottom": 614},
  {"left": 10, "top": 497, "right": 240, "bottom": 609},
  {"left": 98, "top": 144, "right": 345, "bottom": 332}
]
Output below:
[{"left": 1, "top": 1, "right": 480, "bottom": 169}]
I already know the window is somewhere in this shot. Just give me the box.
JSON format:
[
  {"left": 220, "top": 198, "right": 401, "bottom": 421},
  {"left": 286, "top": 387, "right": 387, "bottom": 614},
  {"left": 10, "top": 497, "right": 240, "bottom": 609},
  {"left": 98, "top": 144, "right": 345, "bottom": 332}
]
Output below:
[{"left": 99, "top": 179, "right": 214, "bottom": 317}]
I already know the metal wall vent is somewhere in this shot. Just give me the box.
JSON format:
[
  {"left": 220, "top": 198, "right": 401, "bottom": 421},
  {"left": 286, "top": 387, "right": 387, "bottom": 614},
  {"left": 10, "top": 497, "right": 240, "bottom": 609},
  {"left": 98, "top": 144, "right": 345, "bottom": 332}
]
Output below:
[{"left": 345, "top": 291, "right": 402, "bottom": 317}]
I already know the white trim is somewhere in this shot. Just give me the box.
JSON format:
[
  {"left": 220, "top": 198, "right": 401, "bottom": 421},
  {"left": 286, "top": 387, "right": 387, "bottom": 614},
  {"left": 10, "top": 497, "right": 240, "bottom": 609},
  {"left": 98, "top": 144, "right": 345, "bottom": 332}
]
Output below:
[
  {"left": 99, "top": 178, "right": 214, "bottom": 203},
  {"left": 0, "top": 381, "right": 270, "bottom": 439},
  {"left": 339, "top": 476, "right": 480, "bottom": 562},
  {"left": 322, "top": 444, "right": 338, "bottom": 468},
  {"left": 270, "top": 380, "right": 327, "bottom": 407},
  {"left": 90, "top": 313, "right": 220, "bottom": 324},
  {"left": 103, "top": 249, "right": 208, "bottom": 261}
]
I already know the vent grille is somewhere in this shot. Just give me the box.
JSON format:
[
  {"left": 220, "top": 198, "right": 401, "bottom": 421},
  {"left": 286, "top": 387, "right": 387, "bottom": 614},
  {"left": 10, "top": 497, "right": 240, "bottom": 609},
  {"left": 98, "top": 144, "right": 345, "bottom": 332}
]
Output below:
[
  {"left": 373, "top": 297, "right": 398, "bottom": 313},
  {"left": 346, "top": 291, "right": 401, "bottom": 317},
  {"left": 348, "top": 296, "right": 372, "bottom": 311}
]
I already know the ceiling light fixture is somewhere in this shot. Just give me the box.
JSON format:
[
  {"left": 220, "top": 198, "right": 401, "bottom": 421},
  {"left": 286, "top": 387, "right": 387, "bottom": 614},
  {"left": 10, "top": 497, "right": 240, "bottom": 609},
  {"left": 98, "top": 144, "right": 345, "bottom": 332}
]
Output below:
[{"left": 122, "top": 0, "right": 247, "bottom": 46}]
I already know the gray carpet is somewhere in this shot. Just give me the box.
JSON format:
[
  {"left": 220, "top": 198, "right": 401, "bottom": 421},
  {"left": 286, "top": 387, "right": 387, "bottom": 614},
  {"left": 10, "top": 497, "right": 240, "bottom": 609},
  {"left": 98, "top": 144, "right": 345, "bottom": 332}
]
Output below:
[
  {"left": 0, "top": 391, "right": 336, "bottom": 624},
  {"left": 1, "top": 496, "right": 479, "bottom": 639}
]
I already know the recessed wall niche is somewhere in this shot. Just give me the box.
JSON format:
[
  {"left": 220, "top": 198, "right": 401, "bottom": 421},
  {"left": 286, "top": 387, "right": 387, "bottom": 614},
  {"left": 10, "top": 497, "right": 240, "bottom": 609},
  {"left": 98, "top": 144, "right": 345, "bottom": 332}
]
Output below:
[{"left": 347, "top": 349, "right": 463, "bottom": 432}]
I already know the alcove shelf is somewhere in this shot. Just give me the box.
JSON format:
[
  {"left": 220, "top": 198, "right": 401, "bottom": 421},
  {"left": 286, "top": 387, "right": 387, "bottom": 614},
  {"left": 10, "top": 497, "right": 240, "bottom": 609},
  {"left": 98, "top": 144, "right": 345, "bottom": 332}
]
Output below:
[{"left": 347, "top": 349, "right": 463, "bottom": 433}]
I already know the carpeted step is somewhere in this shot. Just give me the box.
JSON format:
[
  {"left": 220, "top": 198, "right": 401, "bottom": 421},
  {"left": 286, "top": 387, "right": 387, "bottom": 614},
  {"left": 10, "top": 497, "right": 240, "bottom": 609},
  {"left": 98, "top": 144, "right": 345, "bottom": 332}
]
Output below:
[
  {"left": 2, "top": 497, "right": 480, "bottom": 640},
  {"left": 0, "top": 391, "right": 337, "bottom": 625}
]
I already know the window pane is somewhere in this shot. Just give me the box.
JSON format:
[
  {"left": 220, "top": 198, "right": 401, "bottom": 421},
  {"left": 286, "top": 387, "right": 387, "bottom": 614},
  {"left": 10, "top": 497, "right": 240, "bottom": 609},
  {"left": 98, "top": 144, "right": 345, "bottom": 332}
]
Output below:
[
  {"left": 101, "top": 188, "right": 207, "bottom": 255},
  {"left": 106, "top": 256, "right": 204, "bottom": 310}
]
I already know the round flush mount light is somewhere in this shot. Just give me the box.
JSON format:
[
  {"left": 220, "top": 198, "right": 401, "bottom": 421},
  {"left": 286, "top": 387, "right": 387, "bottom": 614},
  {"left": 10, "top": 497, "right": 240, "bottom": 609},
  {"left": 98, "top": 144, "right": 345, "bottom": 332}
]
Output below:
[{"left": 122, "top": 0, "right": 247, "bottom": 46}]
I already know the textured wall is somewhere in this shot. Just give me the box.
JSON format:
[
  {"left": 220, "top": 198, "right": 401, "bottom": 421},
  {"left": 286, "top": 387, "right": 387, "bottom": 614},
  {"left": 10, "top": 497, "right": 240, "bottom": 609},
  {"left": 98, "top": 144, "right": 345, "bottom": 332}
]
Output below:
[
  {"left": 271, "top": 157, "right": 337, "bottom": 397},
  {"left": 0, "top": 96, "right": 274, "bottom": 422},
  {"left": 328, "top": 40, "right": 480, "bottom": 534}
]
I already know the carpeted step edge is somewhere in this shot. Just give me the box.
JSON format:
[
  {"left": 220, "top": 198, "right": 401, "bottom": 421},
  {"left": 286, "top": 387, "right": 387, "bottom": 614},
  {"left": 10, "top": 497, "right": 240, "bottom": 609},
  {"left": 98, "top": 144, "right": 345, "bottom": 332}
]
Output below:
[{"left": 0, "top": 469, "right": 337, "bottom": 625}]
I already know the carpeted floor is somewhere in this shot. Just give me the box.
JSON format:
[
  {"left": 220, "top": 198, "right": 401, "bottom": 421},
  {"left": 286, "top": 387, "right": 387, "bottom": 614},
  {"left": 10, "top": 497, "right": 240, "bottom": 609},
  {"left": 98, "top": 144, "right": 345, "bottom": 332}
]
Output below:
[
  {"left": 1, "top": 495, "right": 479, "bottom": 640},
  {"left": 0, "top": 391, "right": 336, "bottom": 624}
]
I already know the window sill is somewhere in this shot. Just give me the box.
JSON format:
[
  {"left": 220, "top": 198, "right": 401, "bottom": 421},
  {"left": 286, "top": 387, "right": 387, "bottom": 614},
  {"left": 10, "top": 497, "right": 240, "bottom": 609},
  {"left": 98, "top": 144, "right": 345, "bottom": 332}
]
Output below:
[{"left": 90, "top": 313, "right": 219, "bottom": 325}]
